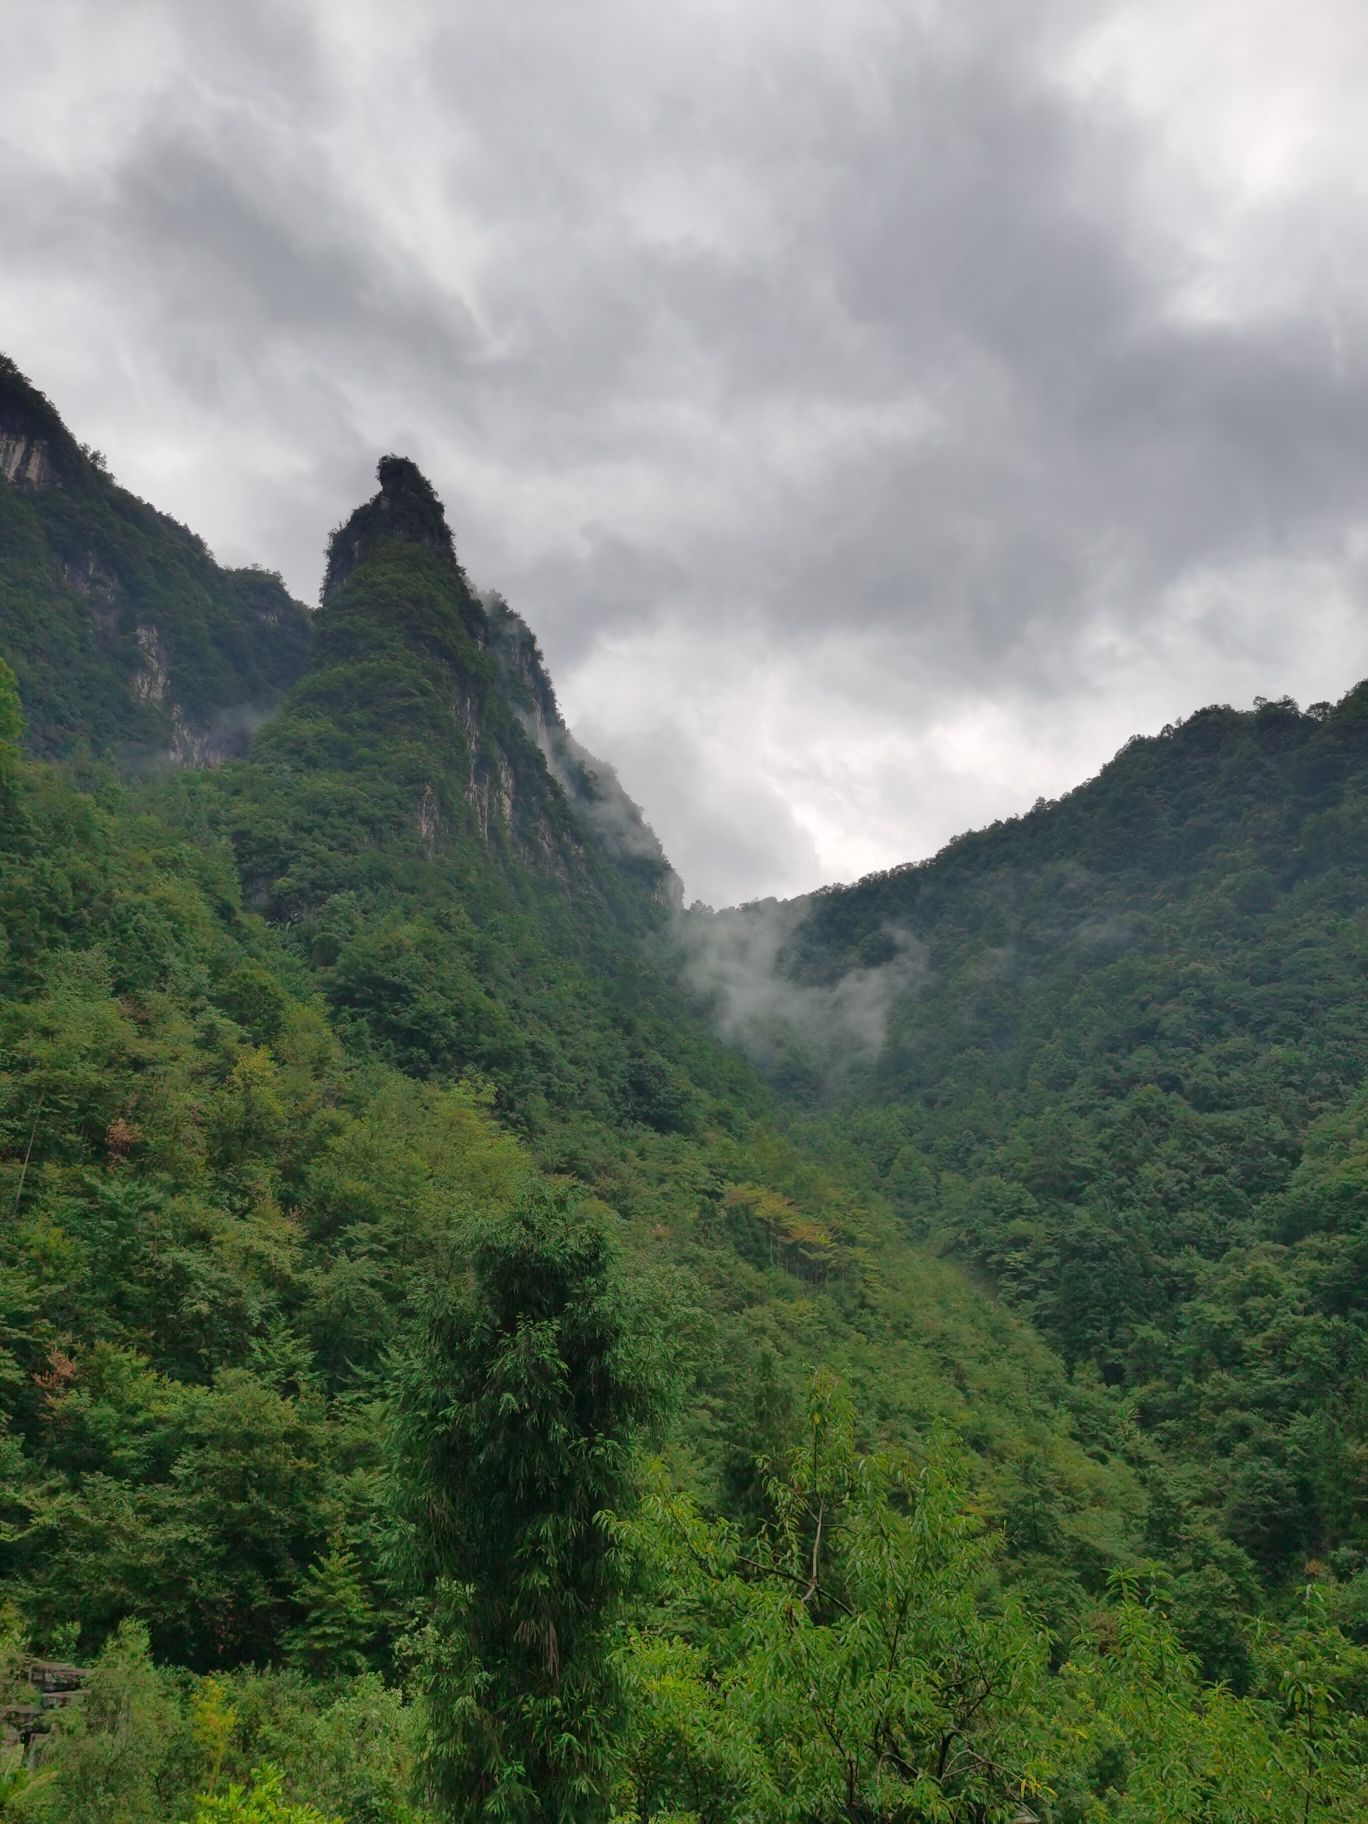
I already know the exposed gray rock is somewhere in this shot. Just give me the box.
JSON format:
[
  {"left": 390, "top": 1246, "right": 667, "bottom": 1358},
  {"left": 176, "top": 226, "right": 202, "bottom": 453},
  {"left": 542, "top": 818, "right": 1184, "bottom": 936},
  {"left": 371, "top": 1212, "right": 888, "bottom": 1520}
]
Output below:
[{"left": 0, "top": 430, "right": 58, "bottom": 488}]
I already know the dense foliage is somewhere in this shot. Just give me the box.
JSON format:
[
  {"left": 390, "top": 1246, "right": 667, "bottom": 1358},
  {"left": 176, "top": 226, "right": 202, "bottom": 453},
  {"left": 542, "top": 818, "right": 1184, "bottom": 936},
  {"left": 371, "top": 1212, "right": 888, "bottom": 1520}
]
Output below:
[
  {"left": 390, "top": 1181, "right": 668, "bottom": 1821},
  {"left": 720, "top": 688, "right": 1368, "bottom": 1625},
  {"left": 1, "top": 364, "right": 1365, "bottom": 1817}
]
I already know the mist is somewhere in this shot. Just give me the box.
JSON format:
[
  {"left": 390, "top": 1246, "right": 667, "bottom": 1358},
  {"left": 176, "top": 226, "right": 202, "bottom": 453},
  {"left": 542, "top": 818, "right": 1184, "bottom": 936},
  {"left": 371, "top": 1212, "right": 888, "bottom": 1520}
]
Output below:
[{"left": 679, "top": 895, "right": 926, "bottom": 1075}]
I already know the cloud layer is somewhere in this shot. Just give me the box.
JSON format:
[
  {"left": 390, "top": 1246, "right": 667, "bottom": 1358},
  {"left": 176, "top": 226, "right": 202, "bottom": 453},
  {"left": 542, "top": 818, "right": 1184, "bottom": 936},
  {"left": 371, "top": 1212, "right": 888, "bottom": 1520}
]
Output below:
[{"left": 4, "top": 0, "right": 1367, "bottom": 903}]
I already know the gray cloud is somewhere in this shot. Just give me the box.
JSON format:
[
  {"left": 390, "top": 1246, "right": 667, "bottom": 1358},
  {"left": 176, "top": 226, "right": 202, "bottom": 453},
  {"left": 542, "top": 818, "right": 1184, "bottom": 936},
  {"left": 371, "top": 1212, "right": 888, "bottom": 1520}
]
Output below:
[{"left": 3, "top": 0, "right": 1367, "bottom": 903}]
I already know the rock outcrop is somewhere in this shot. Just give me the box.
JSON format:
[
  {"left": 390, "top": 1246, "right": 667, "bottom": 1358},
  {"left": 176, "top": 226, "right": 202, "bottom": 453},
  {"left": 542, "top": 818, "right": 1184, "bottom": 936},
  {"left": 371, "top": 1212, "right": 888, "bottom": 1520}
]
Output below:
[
  {"left": 291, "top": 456, "right": 680, "bottom": 914},
  {"left": 0, "top": 430, "right": 58, "bottom": 488}
]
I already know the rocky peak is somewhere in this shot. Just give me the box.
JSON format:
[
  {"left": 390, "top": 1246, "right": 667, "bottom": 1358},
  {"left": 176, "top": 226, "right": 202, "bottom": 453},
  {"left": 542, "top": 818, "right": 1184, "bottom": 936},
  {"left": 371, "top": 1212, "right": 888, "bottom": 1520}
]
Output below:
[
  {"left": 376, "top": 453, "right": 434, "bottom": 503},
  {"left": 322, "top": 452, "right": 459, "bottom": 602}
]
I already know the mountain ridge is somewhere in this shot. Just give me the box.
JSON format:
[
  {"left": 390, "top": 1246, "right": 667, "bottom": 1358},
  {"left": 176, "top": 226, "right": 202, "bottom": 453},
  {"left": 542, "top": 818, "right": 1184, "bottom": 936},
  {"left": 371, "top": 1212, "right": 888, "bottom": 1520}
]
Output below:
[
  {"left": 1, "top": 352, "right": 1366, "bottom": 1818},
  {"left": 0, "top": 353, "right": 313, "bottom": 764}
]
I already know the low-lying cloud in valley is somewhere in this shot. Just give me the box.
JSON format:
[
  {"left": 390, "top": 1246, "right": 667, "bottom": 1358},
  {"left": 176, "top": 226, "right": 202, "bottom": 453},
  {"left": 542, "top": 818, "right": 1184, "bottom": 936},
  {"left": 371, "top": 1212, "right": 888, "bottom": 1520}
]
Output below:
[{"left": 680, "top": 898, "right": 926, "bottom": 1075}]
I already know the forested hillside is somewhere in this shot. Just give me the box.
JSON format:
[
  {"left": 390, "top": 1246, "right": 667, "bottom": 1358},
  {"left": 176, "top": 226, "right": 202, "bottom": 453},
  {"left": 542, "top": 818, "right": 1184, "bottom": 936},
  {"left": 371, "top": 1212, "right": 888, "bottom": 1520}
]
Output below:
[
  {"left": 0, "top": 357, "right": 311, "bottom": 762},
  {"left": 710, "top": 687, "right": 1368, "bottom": 1619},
  {"left": 1, "top": 357, "right": 1364, "bottom": 1821}
]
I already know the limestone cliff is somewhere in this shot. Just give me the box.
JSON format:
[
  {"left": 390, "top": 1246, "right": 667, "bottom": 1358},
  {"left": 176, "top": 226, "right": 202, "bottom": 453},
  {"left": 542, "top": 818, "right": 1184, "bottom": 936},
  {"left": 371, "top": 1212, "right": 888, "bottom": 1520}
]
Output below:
[
  {"left": 487, "top": 593, "right": 682, "bottom": 905},
  {"left": 0, "top": 356, "right": 676, "bottom": 923},
  {"left": 0, "top": 429, "right": 59, "bottom": 489}
]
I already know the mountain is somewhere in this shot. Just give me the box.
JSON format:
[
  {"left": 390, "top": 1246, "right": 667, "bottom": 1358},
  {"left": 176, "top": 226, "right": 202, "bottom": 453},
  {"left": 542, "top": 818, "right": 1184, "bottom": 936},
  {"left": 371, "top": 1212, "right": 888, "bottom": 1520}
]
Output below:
[
  {"left": 247, "top": 446, "right": 679, "bottom": 924},
  {"left": 691, "top": 684, "right": 1368, "bottom": 1584},
  {"left": 0, "top": 355, "right": 311, "bottom": 763},
  {"left": 1, "top": 356, "right": 1365, "bottom": 1820},
  {"left": 0, "top": 372, "right": 1140, "bottom": 1627}
]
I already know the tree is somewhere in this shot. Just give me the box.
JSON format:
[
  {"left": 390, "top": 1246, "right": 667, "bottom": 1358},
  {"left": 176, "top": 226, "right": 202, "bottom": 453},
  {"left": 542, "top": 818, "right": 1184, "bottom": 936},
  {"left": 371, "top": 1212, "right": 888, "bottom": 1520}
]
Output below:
[
  {"left": 622, "top": 1377, "right": 1052, "bottom": 1823},
  {"left": 388, "top": 1178, "right": 666, "bottom": 1823},
  {"left": 35, "top": 1619, "right": 178, "bottom": 1824},
  {"left": 185, "top": 1764, "right": 340, "bottom": 1824},
  {"left": 285, "top": 1542, "right": 376, "bottom": 1679},
  {"left": 0, "top": 658, "right": 21, "bottom": 774}
]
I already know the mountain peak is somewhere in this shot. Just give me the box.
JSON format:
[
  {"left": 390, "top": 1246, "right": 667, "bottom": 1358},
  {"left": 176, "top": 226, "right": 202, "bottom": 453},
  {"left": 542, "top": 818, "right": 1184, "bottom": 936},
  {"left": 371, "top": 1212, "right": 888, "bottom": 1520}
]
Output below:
[
  {"left": 376, "top": 452, "right": 434, "bottom": 500},
  {"left": 322, "top": 452, "right": 457, "bottom": 601}
]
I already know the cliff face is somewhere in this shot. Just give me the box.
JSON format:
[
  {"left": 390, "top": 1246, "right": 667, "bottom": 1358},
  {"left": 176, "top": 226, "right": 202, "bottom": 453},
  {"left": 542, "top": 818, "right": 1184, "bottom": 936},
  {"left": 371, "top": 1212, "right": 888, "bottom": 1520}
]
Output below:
[
  {"left": 487, "top": 593, "right": 682, "bottom": 906},
  {"left": 0, "top": 354, "right": 313, "bottom": 761},
  {"left": 0, "top": 428, "right": 59, "bottom": 488},
  {"left": 0, "top": 358, "right": 675, "bottom": 920},
  {"left": 252, "top": 455, "right": 678, "bottom": 919}
]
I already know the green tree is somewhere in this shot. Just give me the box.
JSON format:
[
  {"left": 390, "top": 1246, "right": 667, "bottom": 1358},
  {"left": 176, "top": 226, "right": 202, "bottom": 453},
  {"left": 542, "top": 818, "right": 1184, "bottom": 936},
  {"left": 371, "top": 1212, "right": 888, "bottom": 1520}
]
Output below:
[
  {"left": 185, "top": 1764, "right": 340, "bottom": 1824},
  {"left": 35, "top": 1619, "right": 181, "bottom": 1824},
  {"left": 388, "top": 1179, "right": 666, "bottom": 1823},
  {"left": 622, "top": 1378, "right": 1051, "bottom": 1823},
  {"left": 0, "top": 658, "right": 21, "bottom": 782},
  {"left": 190, "top": 1676, "right": 239, "bottom": 1795},
  {"left": 285, "top": 1542, "right": 376, "bottom": 1679},
  {"left": 1044, "top": 1569, "right": 1368, "bottom": 1821},
  {"left": 0, "top": 1750, "right": 55, "bottom": 1822}
]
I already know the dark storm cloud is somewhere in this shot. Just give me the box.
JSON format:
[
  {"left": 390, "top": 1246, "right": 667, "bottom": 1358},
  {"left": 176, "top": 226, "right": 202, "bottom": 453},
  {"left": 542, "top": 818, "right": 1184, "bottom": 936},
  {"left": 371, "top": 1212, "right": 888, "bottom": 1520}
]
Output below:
[{"left": 3, "top": 0, "right": 1366, "bottom": 901}]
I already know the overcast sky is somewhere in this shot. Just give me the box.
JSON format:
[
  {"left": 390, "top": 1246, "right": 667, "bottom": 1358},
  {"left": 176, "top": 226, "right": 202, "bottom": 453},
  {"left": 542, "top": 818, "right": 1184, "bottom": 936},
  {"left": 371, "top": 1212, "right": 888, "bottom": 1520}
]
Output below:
[{"left": 5, "top": 0, "right": 1368, "bottom": 904}]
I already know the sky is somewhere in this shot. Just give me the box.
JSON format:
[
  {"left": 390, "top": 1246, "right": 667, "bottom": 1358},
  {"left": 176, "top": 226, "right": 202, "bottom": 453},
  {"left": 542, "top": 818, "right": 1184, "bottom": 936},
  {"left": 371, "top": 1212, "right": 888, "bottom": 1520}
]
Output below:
[{"left": 4, "top": 0, "right": 1368, "bottom": 906}]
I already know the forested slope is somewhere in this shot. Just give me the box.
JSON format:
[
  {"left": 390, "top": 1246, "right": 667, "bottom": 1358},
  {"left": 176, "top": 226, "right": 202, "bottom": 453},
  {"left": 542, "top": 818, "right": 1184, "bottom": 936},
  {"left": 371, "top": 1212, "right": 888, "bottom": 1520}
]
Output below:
[
  {"left": 1, "top": 358, "right": 1365, "bottom": 1820},
  {"left": 0, "top": 356, "right": 311, "bottom": 762},
  {"left": 710, "top": 686, "right": 1368, "bottom": 1618}
]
